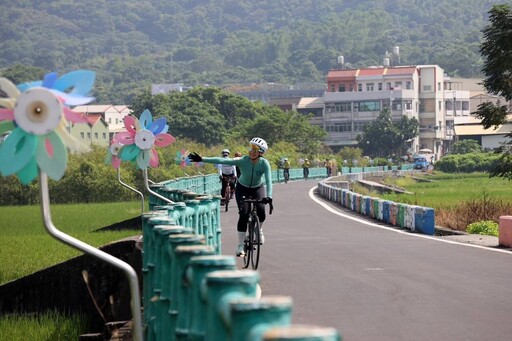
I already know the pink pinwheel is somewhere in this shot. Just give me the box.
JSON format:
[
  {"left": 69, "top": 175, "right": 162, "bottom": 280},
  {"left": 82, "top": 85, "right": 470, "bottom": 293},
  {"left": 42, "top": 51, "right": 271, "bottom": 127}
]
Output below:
[
  {"left": 0, "top": 71, "right": 95, "bottom": 184},
  {"left": 113, "top": 109, "right": 175, "bottom": 169},
  {"left": 105, "top": 140, "right": 123, "bottom": 169},
  {"left": 175, "top": 149, "right": 191, "bottom": 168}
]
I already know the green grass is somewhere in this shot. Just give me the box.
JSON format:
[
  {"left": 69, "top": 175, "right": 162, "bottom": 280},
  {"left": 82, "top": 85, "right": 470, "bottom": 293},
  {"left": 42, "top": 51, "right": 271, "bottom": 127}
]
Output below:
[
  {"left": 0, "top": 311, "right": 89, "bottom": 341},
  {"left": 379, "top": 172, "right": 512, "bottom": 209},
  {"left": 0, "top": 201, "right": 142, "bottom": 285}
]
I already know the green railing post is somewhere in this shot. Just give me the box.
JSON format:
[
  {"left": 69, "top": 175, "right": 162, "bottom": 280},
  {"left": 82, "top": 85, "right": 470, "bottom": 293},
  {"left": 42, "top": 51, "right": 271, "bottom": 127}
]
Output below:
[
  {"left": 186, "top": 255, "right": 237, "bottom": 341},
  {"left": 173, "top": 245, "right": 216, "bottom": 340},
  {"left": 204, "top": 270, "right": 260, "bottom": 341},
  {"left": 230, "top": 296, "right": 293, "bottom": 341},
  {"left": 158, "top": 234, "right": 205, "bottom": 341}
]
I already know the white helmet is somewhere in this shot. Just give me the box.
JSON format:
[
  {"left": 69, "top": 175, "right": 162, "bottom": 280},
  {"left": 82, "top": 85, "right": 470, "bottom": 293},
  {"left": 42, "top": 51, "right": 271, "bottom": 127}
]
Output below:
[
  {"left": 222, "top": 149, "right": 230, "bottom": 156},
  {"left": 250, "top": 137, "right": 268, "bottom": 152}
]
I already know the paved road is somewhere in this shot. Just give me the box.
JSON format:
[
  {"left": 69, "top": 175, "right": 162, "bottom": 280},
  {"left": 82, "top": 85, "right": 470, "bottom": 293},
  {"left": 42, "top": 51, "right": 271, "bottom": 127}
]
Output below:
[{"left": 219, "top": 179, "right": 512, "bottom": 341}]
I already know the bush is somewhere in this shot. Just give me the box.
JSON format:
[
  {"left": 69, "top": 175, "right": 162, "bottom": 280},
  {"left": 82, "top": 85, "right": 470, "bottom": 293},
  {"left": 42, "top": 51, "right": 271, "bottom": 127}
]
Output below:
[
  {"left": 466, "top": 220, "right": 499, "bottom": 237},
  {"left": 435, "top": 152, "right": 499, "bottom": 173}
]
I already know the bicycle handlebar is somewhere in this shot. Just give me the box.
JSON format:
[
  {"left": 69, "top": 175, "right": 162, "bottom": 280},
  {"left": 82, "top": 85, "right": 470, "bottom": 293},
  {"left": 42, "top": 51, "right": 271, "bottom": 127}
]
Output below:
[{"left": 243, "top": 198, "right": 274, "bottom": 215}]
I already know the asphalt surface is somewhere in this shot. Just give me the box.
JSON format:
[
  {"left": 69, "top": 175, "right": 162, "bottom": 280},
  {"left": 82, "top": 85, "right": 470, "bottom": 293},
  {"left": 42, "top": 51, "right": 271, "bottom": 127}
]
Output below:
[{"left": 219, "top": 179, "right": 512, "bottom": 341}]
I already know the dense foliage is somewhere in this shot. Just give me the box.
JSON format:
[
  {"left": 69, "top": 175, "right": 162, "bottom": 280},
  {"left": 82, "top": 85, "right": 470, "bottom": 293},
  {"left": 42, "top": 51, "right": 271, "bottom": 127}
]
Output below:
[
  {"left": 434, "top": 152, "right": 499, "bottom": 173},
  {"left": 474, "top": 4, "right": 512, "bottom": 180},
  {"left": 1, "top": 0, "right": 511, "bottom": 103},
  {"left": 130, "top": 86, "right": 327, "bottom": 154},
  {"left": 450, "top": 139, "right": 483, "bottom": 154},
  {"left": 356, "top": 108, "right": 419, "bottom": 157}
]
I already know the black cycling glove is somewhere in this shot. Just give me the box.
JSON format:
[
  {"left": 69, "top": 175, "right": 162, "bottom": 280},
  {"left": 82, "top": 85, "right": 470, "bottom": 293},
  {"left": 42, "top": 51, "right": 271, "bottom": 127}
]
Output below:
[{"left": 188, "top": 152, "right": 203, "bottom": 162}]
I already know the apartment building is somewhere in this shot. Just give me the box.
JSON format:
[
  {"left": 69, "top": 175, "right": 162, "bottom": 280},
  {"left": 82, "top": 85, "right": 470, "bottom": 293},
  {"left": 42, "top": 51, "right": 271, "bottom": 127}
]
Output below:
[
  {"left": 298, "top": 64, "right": 471, "bottom": 157},
  {"left": 71, "top": 105, "right": 132, "bottom": 142}
]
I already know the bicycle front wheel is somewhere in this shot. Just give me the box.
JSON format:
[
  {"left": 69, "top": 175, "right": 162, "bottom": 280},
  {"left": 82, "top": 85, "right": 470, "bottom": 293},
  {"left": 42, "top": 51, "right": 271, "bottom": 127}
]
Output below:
[
  {"left": 250, "top": 217, "right": 261, "bottom": 269},
  {"left": 243, "top": 226, "right": 252, "bottom": 269}
]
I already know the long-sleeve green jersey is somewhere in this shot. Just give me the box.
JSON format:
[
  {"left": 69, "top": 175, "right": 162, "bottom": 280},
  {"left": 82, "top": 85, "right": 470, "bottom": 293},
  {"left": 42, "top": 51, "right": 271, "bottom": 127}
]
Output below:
[{"left": 202, "top": 155, "right": 273, "bottom": 197}]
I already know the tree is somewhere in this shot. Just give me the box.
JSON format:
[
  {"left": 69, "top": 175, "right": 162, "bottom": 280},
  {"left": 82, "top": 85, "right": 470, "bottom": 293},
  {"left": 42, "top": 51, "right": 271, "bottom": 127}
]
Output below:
[
  {"left": 356, "top": 108, "right": 418, "bottom": 157},
  {"left": 451, "top": 139, "right": 482, "bottom": 155},
  {"left": 0, "top": 64, "right": 46, "bottom": 84},
  {"left": 474, "top": 4, "right": 512, "bottom": 180}
]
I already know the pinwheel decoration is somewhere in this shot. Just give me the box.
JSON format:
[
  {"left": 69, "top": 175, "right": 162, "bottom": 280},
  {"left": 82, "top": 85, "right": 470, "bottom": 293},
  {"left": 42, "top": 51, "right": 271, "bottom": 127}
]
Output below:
[
  {"left": 0, "top": 71, "right": 95, "bottom": 184},
  {"left": 175, "top": 148, "right": 191, "bottom": 168},
  {"left": 113, "top": 109, "right": 175, "bottom": 169},
  {"left": 105, "top": 140, "right": 123, "bottom": 169}
]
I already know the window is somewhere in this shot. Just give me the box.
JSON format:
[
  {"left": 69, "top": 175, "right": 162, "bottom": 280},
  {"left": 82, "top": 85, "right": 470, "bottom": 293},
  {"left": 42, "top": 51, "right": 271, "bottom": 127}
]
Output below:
[
  {"left": 108, "top": 118, "right": 112, "bottom": 123},
  {"left": 103, "top": 132, "right": 107, "bottom": 139},
  {"left": 378, "top": 83, "right": 383, "bottom": 91},
  {"left": 462, "top": 101, "right": 469, "bottom": 110},
  {"left": 357, "top": 84, "right": 362, "bottom": 91},
  {"left": 336, "top": 102, "right": 351, "bottom": 112},
  {"left": 406, "top": 81, "right": 411, "bottom": 89},
  {"left": 349, "top": 85, "right": 354, "bottom": 92},
  {"left": 423, "top": 85, "right": 432, "bottom": 91},
  {"left": 438, "top": 101, "right": 442, "bottom": 111},
  {"left": 358, "top": 101, "right": 380, "bottom": 111},
  {"left": 392, "top": 101, "right": 402, "bottom": 111},
  {"left": 366, "top": 83, "right": 374, "bottom": 91},
  {"left": 87, "top": 132, "right": 91, "bottom": 139},
  {"left": 438, "top": 82, "right": 442, "bottom": 91},
  {"left": 94, "top": 132, "right": 98, "bottom": 139},
  {"left": 80, "top": 132, "right": 84, "bottom": 139},
  {"left": 387, "top": 82, "right": 392, "bottom": 90},
  {"left": 419, "top": 98, "right": 435, "bottom": 112},
  {"left": 404, "top": 101, "right": 412, "bottom": 110},
  {"left": 353, "top": 121, "right": 366, "bottom": 132},
  {"left": 331, "top": 84, "right": 335, "bottom": 92},
  {"left": 394, "top": 81, "right": 402, "bottom": 89},
  {"left": 445, "top": 101, "right": 453, "bottom": 110},
  {"left": 339, "top": 84, "right": 345, "bottom": 92}
]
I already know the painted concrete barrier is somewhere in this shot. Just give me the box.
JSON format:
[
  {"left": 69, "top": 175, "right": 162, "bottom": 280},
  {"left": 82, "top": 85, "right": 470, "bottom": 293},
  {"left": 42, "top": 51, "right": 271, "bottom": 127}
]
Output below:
[{"left": 317, "top": 181, "right": 435, "bottom": 235}]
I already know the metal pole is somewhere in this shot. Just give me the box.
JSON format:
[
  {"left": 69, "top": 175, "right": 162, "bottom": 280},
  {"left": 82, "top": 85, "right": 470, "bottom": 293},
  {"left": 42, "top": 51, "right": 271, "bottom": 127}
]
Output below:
[
  {"left": 117, "top": 167, "right": 145, "bottom": 213},
  {"left": 143, "top": 168, "right": 174, "bottom": 204},
  {"left": 39, "top": 172, "right": 143, "bottom": 341}
]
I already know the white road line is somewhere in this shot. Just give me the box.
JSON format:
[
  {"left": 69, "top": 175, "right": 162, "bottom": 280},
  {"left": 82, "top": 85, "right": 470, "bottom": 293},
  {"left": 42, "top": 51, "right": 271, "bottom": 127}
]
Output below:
[{"left": 308, "top": 186, "right": 512, "bottom": 255}]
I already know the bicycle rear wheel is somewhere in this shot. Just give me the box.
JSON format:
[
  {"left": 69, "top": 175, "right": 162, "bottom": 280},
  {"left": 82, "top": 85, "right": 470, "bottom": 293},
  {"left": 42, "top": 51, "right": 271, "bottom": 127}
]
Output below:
[
  {"left": 250, "top": 217, "right": 261, "bottom": 269},
  {"left": 224, "top": 192, "right": 230, "bottom": 212}
]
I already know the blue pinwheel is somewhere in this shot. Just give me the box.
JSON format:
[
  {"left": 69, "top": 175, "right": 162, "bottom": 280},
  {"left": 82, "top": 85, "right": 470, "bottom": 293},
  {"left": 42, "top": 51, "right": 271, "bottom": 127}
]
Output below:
[
  {"left": 0, "top": 71, "right": 95, "bottom": 184},
  {"left": 113, "top": 109, "right": 175, "bottom": 169}
]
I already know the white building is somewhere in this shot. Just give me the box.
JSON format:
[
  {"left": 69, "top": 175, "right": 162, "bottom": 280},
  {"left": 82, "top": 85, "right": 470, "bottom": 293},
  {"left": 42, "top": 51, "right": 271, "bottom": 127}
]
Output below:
[
  {"left": 297, "top": 64, "right": 471, "bottom": 157},
  {"left": 72, "top": 105, "right": 132, "bottom": 140}
]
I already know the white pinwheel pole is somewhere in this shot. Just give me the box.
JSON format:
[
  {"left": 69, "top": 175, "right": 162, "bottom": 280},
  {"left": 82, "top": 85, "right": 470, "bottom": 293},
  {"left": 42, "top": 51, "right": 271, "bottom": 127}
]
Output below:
[
  {"left": 143, "top": 168, "right": 174, "bottom": 204},
  {"left": 117, "top": 167, "right": 146, "bottom": 213},
  {"left": 39, "top": 172, "right": 143, "bottom": 341}
]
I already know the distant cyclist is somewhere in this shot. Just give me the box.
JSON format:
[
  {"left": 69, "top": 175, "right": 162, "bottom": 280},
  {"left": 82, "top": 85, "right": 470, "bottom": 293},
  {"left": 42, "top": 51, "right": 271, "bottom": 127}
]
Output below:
[
  {"left": 282, "top": 158, "right": 290, "bottom": 183},
  {"left": 189, "top": 138, "right": 273, "bottom": 256},
  {"left": 218, "top": 149, "right": 237, "bottom": 203},
  {"left": 302, "top": 158, "right": 311, "bottom": 180}
]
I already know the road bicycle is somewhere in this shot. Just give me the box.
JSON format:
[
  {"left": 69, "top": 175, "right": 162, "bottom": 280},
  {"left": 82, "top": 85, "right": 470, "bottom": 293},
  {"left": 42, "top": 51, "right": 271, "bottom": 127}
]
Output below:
[
  {"left": 221, "top": 175, "right": 236, "bottom": 212},
  {"left": 242, "top": 197, "right": 273, "bottom": 270},
  {"left": 283, "top": 168, "right": 290, "bottom": 183}
]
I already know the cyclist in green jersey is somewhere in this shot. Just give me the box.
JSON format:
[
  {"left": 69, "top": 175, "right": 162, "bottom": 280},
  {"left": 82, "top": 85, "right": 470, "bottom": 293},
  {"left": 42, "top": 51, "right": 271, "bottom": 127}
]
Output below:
[{"left": 188, "top": 137, "right": 273, "bottom": 256}]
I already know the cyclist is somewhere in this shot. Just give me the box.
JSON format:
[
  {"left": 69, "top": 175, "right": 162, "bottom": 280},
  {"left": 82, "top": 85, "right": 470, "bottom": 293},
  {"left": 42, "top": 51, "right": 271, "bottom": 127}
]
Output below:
[
  {"left": 282, "top": 158, "right": 290, "bottom": 182},
  {"left": 189, "top": 137, "right": 273, "bottom": 256},
  {"left": 218, "top": 149, "right": 237, "bottom": 204},
  {"left": 302, "top": 158, "right": 311, "bottom": 180}
]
